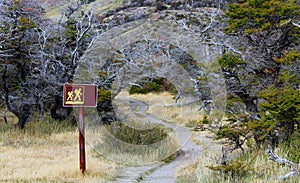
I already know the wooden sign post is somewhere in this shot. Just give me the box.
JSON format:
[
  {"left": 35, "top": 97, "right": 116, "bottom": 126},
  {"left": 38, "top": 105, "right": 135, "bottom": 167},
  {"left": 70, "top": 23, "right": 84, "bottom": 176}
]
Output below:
[
  {"left": 78, "top": 107, "right": 85, "bottom": 174},
  {"left": 63, "top": 84, "right": 98, "bottom": 175}
]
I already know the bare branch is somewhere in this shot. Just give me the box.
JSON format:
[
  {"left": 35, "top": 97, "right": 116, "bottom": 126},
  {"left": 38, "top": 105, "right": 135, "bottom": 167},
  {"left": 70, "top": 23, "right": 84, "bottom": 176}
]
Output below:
[
  {"left": 174, "top": 92, "right": 181, "bottom": 105},
  {"left": 279, "top": 18, "right": 300, "bottom": 28},
  {"left": 266, "top": 148, "right": 300, "bottom": 180},
  {"left": 198, "top": 100, "right": 213, "bottom": 111},
  {"left": 200, "top": 8, "right": 221, "bottom": 33},
  {"left": 291, "top": 21, "right": 300, "bottom": 28}
]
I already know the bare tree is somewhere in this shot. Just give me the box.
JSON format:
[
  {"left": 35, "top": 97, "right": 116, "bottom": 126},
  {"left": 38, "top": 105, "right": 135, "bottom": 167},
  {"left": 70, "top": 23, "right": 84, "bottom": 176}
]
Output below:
[{"left": 0, "top": 0, "right": 96, "bottom": 127}]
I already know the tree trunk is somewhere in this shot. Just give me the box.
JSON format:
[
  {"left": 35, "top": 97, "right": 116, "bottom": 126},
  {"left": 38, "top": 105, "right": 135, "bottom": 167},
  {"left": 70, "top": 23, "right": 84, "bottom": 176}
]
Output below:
[
  {"left": 17, "top": 104, "right": 32, "bottom": 129},
  {"left": 235, "top": 91, "right": 258, "bottom": 118},
  {"left": 50, "top": 95, "right": 72, "bottom": 120}
]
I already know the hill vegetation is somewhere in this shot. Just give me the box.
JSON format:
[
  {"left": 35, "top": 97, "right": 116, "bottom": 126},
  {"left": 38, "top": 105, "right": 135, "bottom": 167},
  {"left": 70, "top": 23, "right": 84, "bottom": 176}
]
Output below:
[{"left": 0, "top": 0, "right": 299, "bottom": 182}]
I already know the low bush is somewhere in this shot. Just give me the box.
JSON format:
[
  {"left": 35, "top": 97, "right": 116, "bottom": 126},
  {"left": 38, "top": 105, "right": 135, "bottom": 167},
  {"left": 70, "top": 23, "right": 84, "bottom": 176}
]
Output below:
[{"left": 105, "top": 121, "right": 169, "bottom": 145}]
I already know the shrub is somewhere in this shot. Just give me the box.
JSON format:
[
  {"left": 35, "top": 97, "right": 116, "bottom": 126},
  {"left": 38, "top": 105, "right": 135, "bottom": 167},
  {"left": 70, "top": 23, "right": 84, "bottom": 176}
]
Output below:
[
  {"left": 218, "top": 53, "right": 246, "bottom": 69},
  {"left": 105, "top": 121, "right": 170, "bottom": 145},
  {"left": 281, "top": 131, "right": 300, "bottom": 163},
  {"left": 206, "top": 149, "right": 258, "bottom": 181},
  {"left": 129, "top": 77, "right": 177, "bottom": 95},
  {"left": 185, "top": 115, "right": 210, "bottom": 131},
  {"left": 97, "top": 88, "right": 112, "bottom": 105}
]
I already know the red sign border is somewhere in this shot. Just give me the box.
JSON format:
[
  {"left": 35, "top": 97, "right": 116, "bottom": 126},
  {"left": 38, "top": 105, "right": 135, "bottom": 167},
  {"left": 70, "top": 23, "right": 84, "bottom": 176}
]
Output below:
[{"left": 63, "top": 83, "right": 98, "bottom": 108}]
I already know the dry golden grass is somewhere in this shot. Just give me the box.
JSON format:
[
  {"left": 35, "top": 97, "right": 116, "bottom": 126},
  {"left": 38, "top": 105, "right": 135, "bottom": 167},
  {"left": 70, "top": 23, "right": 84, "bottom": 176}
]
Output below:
[
  {"left": 126, "top": 93, "right": 299, "bottom": 183},
  {"left": 176, "top": 130, "right": 226, "bottom": 183},
  {"left": 0, "top": 91, "right": 185, "bottom": 182},
  {"left": 100, "top": 92, "right": 181, "bottom": 165},
  {"left": 89, "top": 125, "right": 179, "bottom": 166},
  {"left": 2, "top": 92, "right": 296, "bottom": 182},
  {"left": 0, "top": 119, "right": 116, "bottom": 182},
  {"left": 44, "top": 0, "right": 124, "bottom": 21},
  {"left": 177, "top": 131, "right": 299, "bottom": 183},
  {"left": 177, "top": 147, "right": 299, "bottom": 183},
  {"left": 129, "top": 92, "right": 203, "bottom": 125}
]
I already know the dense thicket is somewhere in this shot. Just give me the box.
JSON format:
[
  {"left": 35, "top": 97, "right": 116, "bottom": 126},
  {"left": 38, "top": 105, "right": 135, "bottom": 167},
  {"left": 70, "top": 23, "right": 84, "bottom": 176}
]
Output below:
[
  {"left": 217, "top": 0, "right": 300, "bottom": 148},
  {"left": 0, "top": 0, "right": 95, "bottom": 128}
]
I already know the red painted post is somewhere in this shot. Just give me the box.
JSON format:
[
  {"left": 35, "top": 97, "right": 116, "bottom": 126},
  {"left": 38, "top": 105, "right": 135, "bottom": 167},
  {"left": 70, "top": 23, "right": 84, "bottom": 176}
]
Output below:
[
  {"left": 78, "top": 107, "right": 86, "bottom": 175},
  {"left": 63, "top": 84, "right": 97, "bottom": 175}
]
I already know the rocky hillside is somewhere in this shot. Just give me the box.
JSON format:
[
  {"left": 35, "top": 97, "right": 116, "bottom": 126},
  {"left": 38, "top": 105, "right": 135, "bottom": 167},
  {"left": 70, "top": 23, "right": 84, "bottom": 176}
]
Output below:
[{"left": 39, "top": 0, "right": 236, "bottom": 20}]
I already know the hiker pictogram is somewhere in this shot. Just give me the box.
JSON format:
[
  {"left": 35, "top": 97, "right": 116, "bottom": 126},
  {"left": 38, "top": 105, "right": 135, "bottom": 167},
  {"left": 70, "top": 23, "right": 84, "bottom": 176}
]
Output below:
[
  {"left": 67, "top": 91, "right": 73, "bottom": 101},
  {"left": 74, "top": 88, "right": 83, "bottom": 102},
  {"left": 65, "top": 86, "right": 84, "bottom": 104},
  {"left": 63, "top": 84, "right": 97, "bottom": 107}
]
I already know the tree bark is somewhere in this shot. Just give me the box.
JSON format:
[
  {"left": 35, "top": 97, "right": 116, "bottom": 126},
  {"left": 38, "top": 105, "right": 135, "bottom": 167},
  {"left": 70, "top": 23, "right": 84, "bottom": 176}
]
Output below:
[
  {"left": 50, "top": 95, "right": 72, "bottom": 121},
  {"left": 16, "top": 104, "right": 32, "bottom": 129}
]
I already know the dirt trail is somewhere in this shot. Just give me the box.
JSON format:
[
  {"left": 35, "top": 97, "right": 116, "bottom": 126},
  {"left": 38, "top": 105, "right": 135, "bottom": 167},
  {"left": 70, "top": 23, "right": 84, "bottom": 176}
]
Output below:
[{"left": 112, "top": 98, "right": 203, "bottom": 183}]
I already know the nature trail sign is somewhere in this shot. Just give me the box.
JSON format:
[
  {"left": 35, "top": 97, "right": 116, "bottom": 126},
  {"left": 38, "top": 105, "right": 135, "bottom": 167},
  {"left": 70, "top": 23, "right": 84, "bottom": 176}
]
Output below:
[
  {"left": 63, "top": 83, "right": 98, "bottom": 175},
  {"left": 63, "top": 84, "right": 98, "bottom": 107}
]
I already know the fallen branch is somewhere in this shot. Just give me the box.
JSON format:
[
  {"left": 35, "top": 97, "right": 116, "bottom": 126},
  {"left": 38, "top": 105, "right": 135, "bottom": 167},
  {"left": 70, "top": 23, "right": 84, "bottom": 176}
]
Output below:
[{"left": 265, "top": 148, "right": 300, "bottom": 180}]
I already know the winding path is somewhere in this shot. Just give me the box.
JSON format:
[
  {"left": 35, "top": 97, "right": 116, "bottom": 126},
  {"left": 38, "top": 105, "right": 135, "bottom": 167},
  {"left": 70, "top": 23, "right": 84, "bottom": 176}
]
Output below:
[{"left": 113, "top": 98, "right": 203, "bottom": 182}]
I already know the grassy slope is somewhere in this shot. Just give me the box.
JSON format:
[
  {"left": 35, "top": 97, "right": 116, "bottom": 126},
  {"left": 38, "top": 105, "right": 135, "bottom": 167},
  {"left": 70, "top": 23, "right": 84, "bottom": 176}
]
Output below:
[
  {"left": 0, "top": 119, "right": 116, "bottom": 182},
  {"left": 127, "top": 92, "right": 299, "bottom": 183},
  {"left": 1, "top": 92, "right": 298, "bottom": 182},
  {"left": 129, "top": 92, "right": 203, "bottom": 125},
  {"left": 43, "top": 0, "right": 126, "bottom": 20}
]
